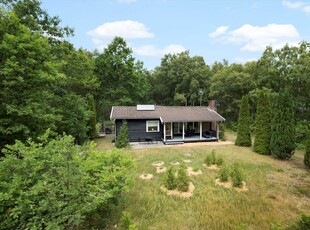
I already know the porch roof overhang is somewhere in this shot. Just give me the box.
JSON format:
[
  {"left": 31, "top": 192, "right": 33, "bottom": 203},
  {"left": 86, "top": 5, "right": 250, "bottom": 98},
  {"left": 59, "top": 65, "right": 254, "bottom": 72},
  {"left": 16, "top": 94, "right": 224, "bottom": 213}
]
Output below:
[{"left": 110, "top": 106, "right": 226, "bottom": 123}]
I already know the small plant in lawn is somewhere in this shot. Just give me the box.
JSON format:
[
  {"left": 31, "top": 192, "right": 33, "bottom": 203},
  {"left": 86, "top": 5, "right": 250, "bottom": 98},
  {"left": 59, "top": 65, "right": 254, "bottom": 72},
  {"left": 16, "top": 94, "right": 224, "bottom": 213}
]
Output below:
[
  {"left": 296, "top": 213, "right": 310, "bottom": 230},
  {"left": 218, "top": 164, "right": 230, "bottom": 182},
  {"left": 231, "top": 163, "right": 245, "bottom": 188},
  {"left": 192, "top": 167, "right": 199, "bottom": 172},
  {"left": 119, "top": 211, "right": 138, "bottom": 230},
  {"left": 204, "top": 149, "right": 217, "bottom": 166},
  {"left": 216, "top": 156, "right": 224, "bottom": 166},
  {"left": 165, "top": 166, "right": 177, "bottom": 190},
  {"left": 177, "top": 163, "right": 190, "bottom": 192}
]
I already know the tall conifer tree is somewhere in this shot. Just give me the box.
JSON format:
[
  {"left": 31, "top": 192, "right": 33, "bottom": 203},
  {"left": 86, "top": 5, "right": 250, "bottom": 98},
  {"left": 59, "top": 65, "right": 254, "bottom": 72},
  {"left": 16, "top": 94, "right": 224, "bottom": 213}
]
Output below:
[
  {"left": 304, "top": 131, "right": 310, "bottom": 168},
  {"left": 253, "top": 91, "right": 271, "bottom": 154},
  {"left": 270, "top": 91, "right": 295, "bottom": 159},
  {"left": 235, "top": 95, "right": 252, "bottom": 147}
]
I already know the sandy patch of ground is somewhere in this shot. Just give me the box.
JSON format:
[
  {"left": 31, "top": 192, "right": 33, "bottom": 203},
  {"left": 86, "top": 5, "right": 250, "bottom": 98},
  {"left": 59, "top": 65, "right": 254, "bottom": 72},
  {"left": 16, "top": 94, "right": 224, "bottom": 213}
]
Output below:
[
  {"left": 156, "top": 166, "right": 167, "bottom": 173},
  {"left": 203, "top": 164, "right": 219, "bottom": 170},
  {"left": 152, "top": 161, "right": 164, "bottom": 167},
  {"left": 183, "top": 159, "right": 191, "bottom": 163},
  {"left": 160, "top": 182, "right": 195, "bottom": 198},
  {"left": 139, "top": 174, "right": 153, "bottom": 180},
  {"left": 170, "top": 161, "right": 180, "bottom": 165},
  {"left": 215, "top": 178, "right": 248, "bottom": 192},
  {"left": 187, "top": 167, "right": 203, "bottom": 176}
]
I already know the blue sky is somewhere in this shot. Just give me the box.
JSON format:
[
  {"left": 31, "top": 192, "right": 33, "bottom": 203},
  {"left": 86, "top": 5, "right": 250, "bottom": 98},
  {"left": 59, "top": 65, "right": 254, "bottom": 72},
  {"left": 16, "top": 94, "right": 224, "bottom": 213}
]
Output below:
[{"left": 41, "top": 0, "right": 310, "bottom": 69}]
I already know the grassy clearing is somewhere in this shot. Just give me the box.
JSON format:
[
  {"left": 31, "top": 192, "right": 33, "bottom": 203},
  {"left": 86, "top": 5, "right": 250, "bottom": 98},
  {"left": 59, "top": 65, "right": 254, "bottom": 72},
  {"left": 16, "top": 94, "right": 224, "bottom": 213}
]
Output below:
[{"left": 95, "top": 134, "right": 310, "bottom": 229}]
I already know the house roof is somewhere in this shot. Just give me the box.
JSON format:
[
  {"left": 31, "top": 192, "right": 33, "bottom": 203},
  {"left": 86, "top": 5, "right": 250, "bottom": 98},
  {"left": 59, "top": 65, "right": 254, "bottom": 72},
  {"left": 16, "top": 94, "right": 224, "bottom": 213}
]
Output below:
[{"left": 110, "top": 105, "right": 225, "bottom": 123}]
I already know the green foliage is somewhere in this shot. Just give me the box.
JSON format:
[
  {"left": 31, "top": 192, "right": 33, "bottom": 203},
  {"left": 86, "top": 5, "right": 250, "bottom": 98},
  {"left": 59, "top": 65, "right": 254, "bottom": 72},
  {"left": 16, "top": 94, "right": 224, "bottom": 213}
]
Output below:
[
  {"left": 115, "top": 120, "right": 130, "bottom": 148},
  {"left": 120, "top": 211, "right": 138, "bottom": 230},
  {"left": 235, "top": 95, "right": 252, "bottom": 147},
  {"left": 219, "top": 123, "right": 227, "bottom": 141},
  {"left": 231, "top": 163, "right": 245, "bottom": 188},
  {"left": 296, "top": 214, "right": 310, "bottom": 230},
  {"left": 218, "top": 164, "right": 230, "bottom": 182},
  {"left": 177, "top": 163, "right": 190, "bottom": 192},
  {"left": 165, "top": 166, "right": 177, "bottom": 190},
  {"left": 149, "top": 51, "right": 211, "bottom": 106},
  {"left": 94, "top": 37, "right": 149, "bottom": 121},
  {"left": 304, "top": 132, "right": 310, "bottom": 168},
  {"left": 216, "top": 156, "right": 224, "bottom": 166},
  {"left": 0, "top": 132, "right": 135, "bottom": 229},
  {"left": 253, "top": 91, "right": 271, "bottom": 155},
  {"left": 270, "top": 90, "right": 296, "bottom": 160},
  {"left": 87, "top": 94, "right": 97, "bottom": 139}
]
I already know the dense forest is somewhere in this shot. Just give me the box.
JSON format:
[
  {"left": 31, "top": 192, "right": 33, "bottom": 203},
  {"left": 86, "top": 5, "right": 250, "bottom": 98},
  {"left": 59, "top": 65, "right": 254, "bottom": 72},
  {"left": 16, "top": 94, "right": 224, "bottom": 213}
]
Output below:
[{"left": 0, "top": 0, "right": 310, "bottom": 228}]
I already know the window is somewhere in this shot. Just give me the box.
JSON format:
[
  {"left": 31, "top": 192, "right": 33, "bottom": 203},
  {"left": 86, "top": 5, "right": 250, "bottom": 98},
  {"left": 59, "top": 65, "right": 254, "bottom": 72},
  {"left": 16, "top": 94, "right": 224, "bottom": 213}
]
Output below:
[{"left": 146, "top": 120, "right": 160, "bottom": 132}]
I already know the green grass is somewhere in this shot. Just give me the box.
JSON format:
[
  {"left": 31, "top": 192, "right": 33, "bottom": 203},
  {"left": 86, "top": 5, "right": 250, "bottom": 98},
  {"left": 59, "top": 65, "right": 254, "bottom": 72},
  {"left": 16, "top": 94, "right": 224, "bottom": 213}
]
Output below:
[{"left": 95, "top": 134, "right": 310, "bottom": 229}]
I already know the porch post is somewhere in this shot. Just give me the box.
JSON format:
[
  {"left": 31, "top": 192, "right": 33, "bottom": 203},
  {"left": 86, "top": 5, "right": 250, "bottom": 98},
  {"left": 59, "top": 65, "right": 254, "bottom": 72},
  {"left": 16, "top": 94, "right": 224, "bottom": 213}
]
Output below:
[
  {"left": 182, "top": 122, "right": 185, "bottom": 141},
  {"left": 216, "top": 122, "right": 220, "bottom": 140},
  {"left": 171, "top": 122, "right": 173, "bottom": 139},
  {"left": 200, "top": 121, "right": 202, "bottom": 140},
  {"left": 163, "top": 122, "right": 166, "bottom": 142}
]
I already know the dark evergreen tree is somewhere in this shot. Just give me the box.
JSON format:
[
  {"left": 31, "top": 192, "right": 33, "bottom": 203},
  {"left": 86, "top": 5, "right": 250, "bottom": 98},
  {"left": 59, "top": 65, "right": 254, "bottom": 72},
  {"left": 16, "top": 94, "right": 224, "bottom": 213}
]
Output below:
[
  {"left": 270, "top": 91, "right": 295, "bottom": 159},
  {"left": 253, "top": 91, "right": 271, "bottom": 154},
  {"left": 115, "top": 120, "right": 129, "bottom": 148},
  {"left": 304, "top": 131, "right": 310, "bottom": 168},
  {"left": 235, "top": 95, "right": 252, "bottom": 147}
]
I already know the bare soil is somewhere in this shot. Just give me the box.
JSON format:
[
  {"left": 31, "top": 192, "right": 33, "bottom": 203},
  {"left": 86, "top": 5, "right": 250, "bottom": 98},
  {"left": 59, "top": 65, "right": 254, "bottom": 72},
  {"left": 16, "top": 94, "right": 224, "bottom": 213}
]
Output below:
[
  {"left": 187, "top": 167, "right": 203, "bottom": 176},
  {"left": 215, "top": 178, "right": 248, "bottom": 192},
  {"left": 139, "top": 174, "right": 154, "bottom": 180}
]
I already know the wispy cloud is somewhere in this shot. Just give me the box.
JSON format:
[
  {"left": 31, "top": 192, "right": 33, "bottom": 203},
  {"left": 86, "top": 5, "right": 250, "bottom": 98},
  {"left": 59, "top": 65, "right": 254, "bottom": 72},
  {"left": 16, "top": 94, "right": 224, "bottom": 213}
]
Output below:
[
  {"left": 282, "top": 0, "right": 310, "bottom": 13},
  {"left": 208, "top": 26, "right": 229, "bottom": 38},
  {"left": 209, "top": 24, "right": 301, "bottom": 52},
  {"left": 134, "top": 44, "right": 186, "bottom": 57}
]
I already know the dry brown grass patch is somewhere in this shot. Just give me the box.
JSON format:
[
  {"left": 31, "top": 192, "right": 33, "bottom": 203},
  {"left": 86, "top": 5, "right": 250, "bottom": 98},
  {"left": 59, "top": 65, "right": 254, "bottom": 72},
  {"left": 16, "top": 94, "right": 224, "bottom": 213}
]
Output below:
[{"left": 160, "top": 182, "right": 195, "bottom": 198}]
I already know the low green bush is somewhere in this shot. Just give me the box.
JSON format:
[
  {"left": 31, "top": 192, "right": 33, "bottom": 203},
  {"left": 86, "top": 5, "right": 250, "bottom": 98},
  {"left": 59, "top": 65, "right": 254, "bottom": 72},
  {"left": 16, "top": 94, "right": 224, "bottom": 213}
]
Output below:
[
  {"left": 165, "top": 166, "right": 177, "bottom": 190},
  {"left": 177, "top": 163, "right": 190, "bottom": 192},
  {"left": 120, "top": 211, "right": 138, "bottom": 230},
  {"left": 231, "top": 163, "right": 245, "bottom": 188},
  {"left": 204, "top": 149, "right": 218, "bottom": 166},
  {"left": 218, "top": 164, "right": 230, "bottom": 182},
  {"left": 216, "top": 156, "right": 224, "bottom": 166}
]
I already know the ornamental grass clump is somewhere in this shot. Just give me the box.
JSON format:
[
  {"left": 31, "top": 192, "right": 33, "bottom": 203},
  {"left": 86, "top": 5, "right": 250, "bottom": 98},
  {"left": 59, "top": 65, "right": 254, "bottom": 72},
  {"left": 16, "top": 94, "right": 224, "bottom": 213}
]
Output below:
[
  {"left": 177, "top": 163, "right": 190, "bottom": 192},
  {"left": 231, "top": 163, "right": 245, "bottom": 188}
]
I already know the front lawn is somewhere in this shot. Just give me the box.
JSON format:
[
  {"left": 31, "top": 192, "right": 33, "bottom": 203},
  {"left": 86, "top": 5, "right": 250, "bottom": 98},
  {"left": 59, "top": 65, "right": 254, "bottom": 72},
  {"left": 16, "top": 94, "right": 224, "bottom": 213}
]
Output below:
[{"left": 96, "top": 135, "right": 310, "bottom": 229}]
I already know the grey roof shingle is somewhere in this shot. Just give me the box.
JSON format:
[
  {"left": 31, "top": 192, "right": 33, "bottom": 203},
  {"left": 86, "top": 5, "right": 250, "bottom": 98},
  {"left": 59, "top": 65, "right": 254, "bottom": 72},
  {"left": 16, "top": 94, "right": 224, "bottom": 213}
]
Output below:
[{"left": 110, "top": 106, "right": 225, "bottom": 122}]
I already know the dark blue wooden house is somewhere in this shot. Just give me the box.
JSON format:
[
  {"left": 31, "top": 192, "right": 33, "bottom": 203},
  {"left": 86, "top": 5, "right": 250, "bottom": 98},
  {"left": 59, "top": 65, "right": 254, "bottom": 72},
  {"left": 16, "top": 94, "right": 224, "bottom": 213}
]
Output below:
[{"left": 110, "top": 104, "right": 225, "bottom": 144}]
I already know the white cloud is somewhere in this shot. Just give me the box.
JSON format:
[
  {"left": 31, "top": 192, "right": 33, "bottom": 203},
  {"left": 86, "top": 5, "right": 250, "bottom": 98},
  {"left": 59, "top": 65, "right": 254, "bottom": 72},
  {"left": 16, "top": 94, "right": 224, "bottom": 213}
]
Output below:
[
  {"left": 134, "top": 44, "right": 186, "bottom": 57},
  {"left": 208, "top": 26, "right": 229, "bottom": 38},
  {"left": 88, "top": 20, "right": 154, "bottom": 40},
  {"left": 209, "top": 24, "right": 301, "bottom": 52},
  {"left": 282, "top": 0, "right": 310, "bottom": 13}
]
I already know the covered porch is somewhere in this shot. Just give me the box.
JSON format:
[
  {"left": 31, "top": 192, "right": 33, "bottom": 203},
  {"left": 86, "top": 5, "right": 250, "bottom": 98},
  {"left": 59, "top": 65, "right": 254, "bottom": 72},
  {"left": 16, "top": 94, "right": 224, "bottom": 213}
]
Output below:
[{"left": 162, "top": 121, "right": 220, "bottom": 144}]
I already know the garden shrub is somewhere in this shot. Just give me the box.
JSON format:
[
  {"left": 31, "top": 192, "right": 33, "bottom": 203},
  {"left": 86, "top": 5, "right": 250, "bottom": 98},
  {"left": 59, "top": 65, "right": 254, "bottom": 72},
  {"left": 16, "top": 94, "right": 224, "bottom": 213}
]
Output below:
[
  {"left": 177, "top": 163, "right": 190, "bottom": 192},
  {"left": 204, "top": 150, "right": 217, "bottom": 166},
  {"left": 0, "top": 132, "right": 134, "bottom": 229},
  {"left": 165, "top": 166, "right": 177, "bottom": 190},
  {"left": 119, "top": 211, "right": 138, "bottom": 230},
  {"left": 115, "top": 120, "right": 129, "bottom": 148},
  {"left": 296, "top": 214, "right": 310, "bottom": 230},
  {"left": 218, "top": 164, "right": 230, "bottom": 182},
  {"left": 231, "top": 163, "right": 245, "bottom": 188}
]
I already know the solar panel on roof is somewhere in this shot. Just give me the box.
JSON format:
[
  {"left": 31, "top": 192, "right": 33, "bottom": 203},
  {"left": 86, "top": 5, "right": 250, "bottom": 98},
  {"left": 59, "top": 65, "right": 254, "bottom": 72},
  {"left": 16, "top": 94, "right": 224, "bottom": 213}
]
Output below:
[{"left": 136, "top": 105, "right": 155, "bottom": 111}]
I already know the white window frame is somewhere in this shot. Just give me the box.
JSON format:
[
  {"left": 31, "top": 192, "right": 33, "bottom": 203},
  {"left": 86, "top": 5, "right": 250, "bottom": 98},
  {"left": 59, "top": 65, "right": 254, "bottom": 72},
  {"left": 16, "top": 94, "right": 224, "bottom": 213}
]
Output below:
[{"left": 146, "top": 120, "right": 160, "bottom": 132}]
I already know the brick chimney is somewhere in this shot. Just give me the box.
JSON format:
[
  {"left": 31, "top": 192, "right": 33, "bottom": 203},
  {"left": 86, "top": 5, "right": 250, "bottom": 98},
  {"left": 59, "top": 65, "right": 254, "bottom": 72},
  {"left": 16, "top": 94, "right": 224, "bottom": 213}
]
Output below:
[{"left": 209, "top": 100, "right": 216, "bottom": 110}]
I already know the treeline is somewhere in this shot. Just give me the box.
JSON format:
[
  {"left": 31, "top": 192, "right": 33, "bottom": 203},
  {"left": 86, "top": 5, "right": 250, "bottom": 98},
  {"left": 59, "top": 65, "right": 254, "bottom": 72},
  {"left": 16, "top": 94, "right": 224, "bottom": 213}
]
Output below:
[{"left": 1, "top": 1, "right": 310, "bottom": 152}]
